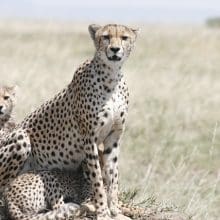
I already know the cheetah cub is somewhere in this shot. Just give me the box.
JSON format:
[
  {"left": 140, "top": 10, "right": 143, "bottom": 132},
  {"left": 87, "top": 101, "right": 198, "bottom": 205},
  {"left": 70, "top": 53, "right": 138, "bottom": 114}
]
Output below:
[
  {"left": 4, "top": 167, "right": 93, "bottom": 220},
  {"left": 4, "top": 167, "right": 146, "bottom": 220},
  {"left": 0, "top": 85, "right": 17, "bottom": 138}
]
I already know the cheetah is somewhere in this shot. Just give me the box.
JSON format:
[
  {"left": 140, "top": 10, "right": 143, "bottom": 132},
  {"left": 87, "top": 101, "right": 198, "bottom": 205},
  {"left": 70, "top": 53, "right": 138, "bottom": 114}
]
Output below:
[
  {"left": 0, "top": 85, "right": 17, "bottom": 139},
  {"left": 0, "top": 85, "right": 31, "bottom": 193},
  {"left": 0, "top": 24, "right": 139, "bottom": 219},
  {"left": 4, "top": 166, "right": 146, "bottom": 220},
  {"left": 4, "top": 166, "right": 93, "bottom": 220}
]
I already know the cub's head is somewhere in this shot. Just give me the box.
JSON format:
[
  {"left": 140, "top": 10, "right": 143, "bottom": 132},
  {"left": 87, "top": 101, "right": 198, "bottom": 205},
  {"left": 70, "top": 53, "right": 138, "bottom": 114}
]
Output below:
[
  {"left": 89, "top": 24, "right": 139, "bottom": 66},
  {"left": 0, "top": 86, "right": 16, "bottom": 119}
]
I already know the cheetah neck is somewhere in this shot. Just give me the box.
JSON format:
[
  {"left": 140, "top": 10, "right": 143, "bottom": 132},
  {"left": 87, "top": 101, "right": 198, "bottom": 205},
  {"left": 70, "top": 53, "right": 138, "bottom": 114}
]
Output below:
[{"left": 92, "top": 55, "right": 123, "bottom": 89}]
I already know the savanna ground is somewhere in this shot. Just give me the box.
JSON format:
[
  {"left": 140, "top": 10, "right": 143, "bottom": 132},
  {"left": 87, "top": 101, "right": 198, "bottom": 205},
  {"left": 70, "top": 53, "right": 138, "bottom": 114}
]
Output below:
[{"left": 0, "top": 20, "right": 220, "bottom": 220}]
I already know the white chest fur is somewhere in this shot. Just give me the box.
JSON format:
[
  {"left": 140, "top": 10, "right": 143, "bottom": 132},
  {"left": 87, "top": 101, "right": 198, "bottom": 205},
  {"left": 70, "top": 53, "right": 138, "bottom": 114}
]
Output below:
[{"left": 97, "top": 81, "right": 128, "bottom": 145}]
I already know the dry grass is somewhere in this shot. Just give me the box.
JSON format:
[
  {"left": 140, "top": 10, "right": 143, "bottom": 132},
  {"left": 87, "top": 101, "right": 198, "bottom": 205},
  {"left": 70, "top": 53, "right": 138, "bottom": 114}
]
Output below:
[{"left": 0, "top": 20, "right": 220, "bottom": 219}]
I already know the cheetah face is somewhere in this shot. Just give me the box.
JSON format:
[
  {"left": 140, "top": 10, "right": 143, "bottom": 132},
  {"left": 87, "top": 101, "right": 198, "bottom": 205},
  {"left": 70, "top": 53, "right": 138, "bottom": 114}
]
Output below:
[
  {"left": 0, "top": 86, "right": 16, "bottom": 119},
  {"left": 89, "top": 24, "right": 139, "bottom": 65}
]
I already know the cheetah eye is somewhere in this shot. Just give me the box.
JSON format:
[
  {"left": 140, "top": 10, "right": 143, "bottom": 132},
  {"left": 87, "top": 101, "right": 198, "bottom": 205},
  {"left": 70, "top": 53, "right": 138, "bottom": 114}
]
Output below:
[
  {"left": 121, "top": 36, "right": 128, "bottom": 41},
  {"left": 3, "top": 96, "right": 9, "bottom": 100},
  {"left": 103, "top": 35, "right": 110, "bottom": 40}
]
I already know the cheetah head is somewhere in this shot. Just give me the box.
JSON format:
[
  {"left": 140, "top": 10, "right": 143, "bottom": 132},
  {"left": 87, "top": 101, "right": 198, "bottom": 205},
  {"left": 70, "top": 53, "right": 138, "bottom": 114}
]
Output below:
[
  {"left": 89, "top": 24, "right": 139, "bottom": 66},
  {"left": 0, "top": 86, "right": 16, "bottom": 119}
]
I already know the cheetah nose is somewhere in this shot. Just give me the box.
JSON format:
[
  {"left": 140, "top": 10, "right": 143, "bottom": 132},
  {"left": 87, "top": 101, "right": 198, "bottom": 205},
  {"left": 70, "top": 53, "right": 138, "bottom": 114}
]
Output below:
[{"left": 110, "top": 47, "right": 120, "bottom": 53}]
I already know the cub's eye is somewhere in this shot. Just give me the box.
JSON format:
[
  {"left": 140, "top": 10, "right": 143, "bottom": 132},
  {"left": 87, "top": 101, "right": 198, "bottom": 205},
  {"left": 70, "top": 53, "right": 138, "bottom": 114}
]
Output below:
[
  {"left": 103, "top": 35, "right": 110, "bottom": 40},
  {"left": 121, "top": 36, "right": 128, "bottom": 41},
  {"left": 3, "top": 96, "right": 9, "bottom": 100}
]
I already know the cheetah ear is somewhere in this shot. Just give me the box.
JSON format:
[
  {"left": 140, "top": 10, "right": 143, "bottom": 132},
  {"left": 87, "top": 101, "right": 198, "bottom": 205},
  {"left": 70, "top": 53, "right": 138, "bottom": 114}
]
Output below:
[
  {"left": 88, "top": 24, "right": 102, "bottom": 41},
  {"left": 5, "top": 85, "right": 18, "bottom": 97},
  {"left": 131, "top": 27, "right": 140, "bottom": 37}
]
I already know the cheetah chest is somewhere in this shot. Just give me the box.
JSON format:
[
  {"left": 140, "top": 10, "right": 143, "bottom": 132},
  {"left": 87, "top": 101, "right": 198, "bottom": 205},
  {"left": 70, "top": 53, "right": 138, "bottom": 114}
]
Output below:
[{"left": 98, "top": 90, "right": 128, "bottom": 145}]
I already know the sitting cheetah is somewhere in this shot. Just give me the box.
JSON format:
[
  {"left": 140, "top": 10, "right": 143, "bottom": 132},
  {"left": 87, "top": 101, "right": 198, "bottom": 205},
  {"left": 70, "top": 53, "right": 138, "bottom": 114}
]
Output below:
[
  {"left": 0, "top": 85, "right": 17, "bottom": 139},
  {"left": 0, "top": 24, "right": 139, "bottom": 219}
]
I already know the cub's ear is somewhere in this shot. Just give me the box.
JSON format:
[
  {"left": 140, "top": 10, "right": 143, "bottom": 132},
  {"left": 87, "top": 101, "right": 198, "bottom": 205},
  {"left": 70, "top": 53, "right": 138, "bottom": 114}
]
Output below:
[{"left": 88, "top": 24, "right": 102, "bottom": 40}]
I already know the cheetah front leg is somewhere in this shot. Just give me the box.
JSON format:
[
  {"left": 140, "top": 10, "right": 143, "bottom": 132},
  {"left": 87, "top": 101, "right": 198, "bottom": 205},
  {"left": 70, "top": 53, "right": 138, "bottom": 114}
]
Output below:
[
  {"left": 84, "top": 137, "right": 113, "bottom": 220},
  {"left": 102, "top": 129, "right": 123, "bottom": 217},
  {"left": 0, "top": 128, "right": 31, "bottom": 189}
]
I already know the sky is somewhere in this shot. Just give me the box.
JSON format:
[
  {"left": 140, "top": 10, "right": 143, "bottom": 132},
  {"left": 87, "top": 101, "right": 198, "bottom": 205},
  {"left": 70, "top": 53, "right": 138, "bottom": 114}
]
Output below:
[{"left": 0, "top": 0, "right": 220, "bottom": 24}]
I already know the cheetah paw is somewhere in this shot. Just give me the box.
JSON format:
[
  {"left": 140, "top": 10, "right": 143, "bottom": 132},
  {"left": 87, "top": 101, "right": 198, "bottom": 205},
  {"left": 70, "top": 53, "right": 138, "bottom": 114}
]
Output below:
[
  {"left": 62, "top": 203, "right": 80, "bottom": 218},
  {"left": 110, "top": 205, "right": 121, "bottom": 217},
  {"left": 79, "top": 201, "right": 96, "bottom": 216}
]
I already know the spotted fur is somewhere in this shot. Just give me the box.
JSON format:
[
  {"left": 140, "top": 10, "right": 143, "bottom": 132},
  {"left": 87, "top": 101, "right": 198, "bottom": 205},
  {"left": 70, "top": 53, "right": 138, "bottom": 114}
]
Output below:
[
  {"left": 0, "top": 24, "right": 139, "bottom": 219},
  {"left": 4, "top": 166, "right": 145, "bottom": 220},
  {"left": 4, "top": 166, "right": 92, "bottom": 220}
]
